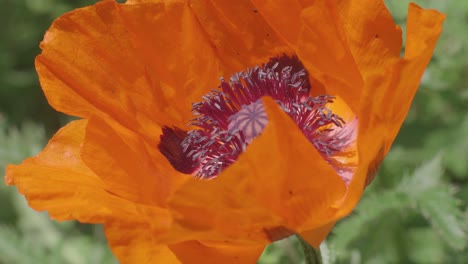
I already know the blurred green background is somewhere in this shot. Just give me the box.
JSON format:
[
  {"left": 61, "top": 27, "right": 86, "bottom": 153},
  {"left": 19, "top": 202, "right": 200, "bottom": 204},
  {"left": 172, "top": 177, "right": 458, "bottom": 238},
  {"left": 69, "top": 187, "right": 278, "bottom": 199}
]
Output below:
[{"left": 0, "top": 0, "right": 467, "bottom": 263}]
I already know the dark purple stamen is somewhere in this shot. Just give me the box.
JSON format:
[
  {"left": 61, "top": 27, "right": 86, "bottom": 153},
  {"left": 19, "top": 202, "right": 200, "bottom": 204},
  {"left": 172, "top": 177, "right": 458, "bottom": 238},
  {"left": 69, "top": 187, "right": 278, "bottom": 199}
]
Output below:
[
  {"left": 159, "top": 55, "right": 354, "bottom": 179},
  {"left": 158, "top": 127, "right": 198, "bottom": 174}
]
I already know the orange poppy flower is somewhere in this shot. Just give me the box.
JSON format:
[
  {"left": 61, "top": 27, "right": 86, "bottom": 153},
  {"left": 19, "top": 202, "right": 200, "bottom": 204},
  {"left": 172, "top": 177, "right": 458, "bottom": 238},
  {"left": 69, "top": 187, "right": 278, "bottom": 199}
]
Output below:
[{"left": 5, "top": 0, "right": 444, "bottom": 263}]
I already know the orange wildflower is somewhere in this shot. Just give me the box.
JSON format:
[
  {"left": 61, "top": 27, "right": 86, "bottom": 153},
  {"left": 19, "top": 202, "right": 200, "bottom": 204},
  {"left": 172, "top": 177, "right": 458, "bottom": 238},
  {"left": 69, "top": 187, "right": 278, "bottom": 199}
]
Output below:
[{"left": 5, "top": 0, "right": 444, "bottom": 263}]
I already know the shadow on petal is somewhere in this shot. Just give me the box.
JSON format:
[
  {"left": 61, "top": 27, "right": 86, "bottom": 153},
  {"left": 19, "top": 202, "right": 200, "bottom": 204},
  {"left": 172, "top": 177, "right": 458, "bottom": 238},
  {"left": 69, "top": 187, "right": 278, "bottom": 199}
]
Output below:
[{"left": 166, "top": 97, "right": 346, "bottom": 244}]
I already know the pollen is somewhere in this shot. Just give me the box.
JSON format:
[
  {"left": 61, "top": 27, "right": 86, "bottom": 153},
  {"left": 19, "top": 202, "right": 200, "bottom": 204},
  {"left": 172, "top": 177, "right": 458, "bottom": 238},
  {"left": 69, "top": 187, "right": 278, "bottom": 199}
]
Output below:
[{"left": 159, "top": 55, "right": 356, "bottom": 180}]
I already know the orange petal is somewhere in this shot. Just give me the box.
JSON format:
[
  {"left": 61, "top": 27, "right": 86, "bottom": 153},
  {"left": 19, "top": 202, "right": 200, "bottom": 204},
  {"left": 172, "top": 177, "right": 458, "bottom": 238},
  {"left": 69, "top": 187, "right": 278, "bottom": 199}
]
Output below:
[
  {"left": 106, "top": 220, "right": 263, "bottom": 264},
  {"left": 4, "top": 120, "right": 163, "bottom": 223},
  {"left": 296, "top": 1, "right": 363, "bottom": 113},
  {"left": 5, "top": 120, "right": 174, "bottom": 262},
  {"left": 125, "top": 0, "right": 153, "bottom": 3},
  {"left": 105, "top": 221, "right": 181, "bottom": 264},
  {"left": 386, "top": 3, "right": 445, "bottom": 143},
  {"left": 334, "top": 4, "right": 444, "bottom": 217},
  {"left": 170, "top": 240, "right": 264, "bottom": 264},
  {"left": 300, "top": 221, "right": 336, "bottom": 248},
  {"left": 81, "top": 117, "right": 188, "bottom": 206},
  {"left": 336, "top": 0, "right": 402, "bottom": 71},
  {"left": 166, "top": 97, "right": 346, "bottom": 244},
  {"left": 186, "top": 0, "right": 292, "bottom": 75},
  {"left": 247, "top": 1, "right": 327, "bottom": 96},
  {"left": 249, "top": 0, "right": 304, "bottom": 46},
  {"left": 358, "top": 3, "right": 444, "bottom": 151},
  {"left": 129, "top": 0, "right": 295, "bottom": 69},
  {"left": 36, "top": 0, "right": 217, "bottom": 143},
  {"left": 332, "top": 0, "right": 403, "bottom": 137},
  {"left": 4, "top": 120, "right": 104, "bottom": 221},
  {"left": 37, "top": 0, "right": 291, "bottom": 145},
  {"left": 356, "top": 4, "right": 444, "bottom": 159}
]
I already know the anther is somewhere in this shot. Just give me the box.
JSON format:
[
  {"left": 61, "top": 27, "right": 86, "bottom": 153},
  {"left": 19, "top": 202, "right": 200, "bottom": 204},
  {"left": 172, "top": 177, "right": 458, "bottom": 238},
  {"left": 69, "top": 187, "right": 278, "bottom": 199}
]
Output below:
[{"left": 159, "top": 55, "right": 356, "bottom": 181}]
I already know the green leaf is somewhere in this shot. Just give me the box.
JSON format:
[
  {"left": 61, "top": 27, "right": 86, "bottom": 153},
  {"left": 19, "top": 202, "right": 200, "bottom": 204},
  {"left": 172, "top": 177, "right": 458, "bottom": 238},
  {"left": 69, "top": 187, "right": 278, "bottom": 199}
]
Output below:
[
  {"left": 399, "top": 155, "right": 467, "bottom": 250},
  {"left": 397, "top": 153, "right": 443, "bottom": 195},
  {"left": 331, "top": 153, "right": 466, "bottom": 263},
  {"left": 331, "top": 190, "right": 411, "bottom": 252},
  {"left": 405, "top": 228, "right": 446, "bottom": 264},
  {"left": 417, "top": 186, "right": 466, "bottom": 250}
]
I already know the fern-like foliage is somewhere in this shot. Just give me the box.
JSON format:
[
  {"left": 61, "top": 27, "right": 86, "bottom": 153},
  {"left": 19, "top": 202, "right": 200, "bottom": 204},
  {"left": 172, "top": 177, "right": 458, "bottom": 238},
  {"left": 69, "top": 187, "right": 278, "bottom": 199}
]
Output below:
[
  {"left": 0, "top": 117, "right": 46, "bottom": 171},
  {"left": 329, "top": 154, "right": 467, "bottom": 264}
]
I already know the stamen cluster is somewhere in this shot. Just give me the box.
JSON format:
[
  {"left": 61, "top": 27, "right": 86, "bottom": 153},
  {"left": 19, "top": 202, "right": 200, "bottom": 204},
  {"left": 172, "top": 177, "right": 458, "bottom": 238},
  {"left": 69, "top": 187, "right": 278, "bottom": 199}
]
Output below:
[{"left": 171, "top": 56, "right": 347, "bottom": 178}]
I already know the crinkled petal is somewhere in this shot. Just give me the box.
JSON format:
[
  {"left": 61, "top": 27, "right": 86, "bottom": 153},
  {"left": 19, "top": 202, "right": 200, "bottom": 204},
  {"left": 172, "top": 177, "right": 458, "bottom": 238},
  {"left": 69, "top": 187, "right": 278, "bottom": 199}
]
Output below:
[
  {"left": 166, "top": 97, "right": 346, "bottom": 244},
  {"left": 18, "top": 1, "right": 445, "bottom": 261},
  {"left": 300, "top": 221, "right": 336, "bottom": 248},
  {"left": 125, "top": 0, "right": 169, "bottom": 4},
  {"left": 36, "top": 0, "right": 212, "bottom": 141},
  {"left": 169, "top": 241, "right": 264, "bottom": 264},
  {"left": 334, "top": 4, "right": 445, "bottom": 217},
  {"left": 37, "top": 0, "right": 291, "bottom": 145},
  {"left": 296, "top": 1, "right": 364, "bottom": 113},
  {"left": 5, "top": 120, "right": 174, "bottom": 262},
  {"left": 252, "top": 0, "right": 403, "bottom": 116},
  {"left": 106, "top": 219, "right": 263, "bottom": 264},
  {"left": 187, "top": 0, "right": 292, "bottom": 72},
  {"left": 4, "top": 120, "right": 169, "bottom": 225},
  {"left": 105, "top": 221, "right": 181, "bottom": 264},
  {"left": 82, "top": 117, "right": 188, "bottom": 205},
  {"left": 4, "top": 120, "right": 108, "bottom": 221},
  {"left": 336, "top": 0, "right": 402, "bottom": 70},
  {"left": 249, "top": 0, "right": 304, "bottom": 46},
  {"left": 36, "top": 0, "right": 198, "bottom": 140},
  {"left": 388, "top": 3, "right": 445, "bottom": 137}
]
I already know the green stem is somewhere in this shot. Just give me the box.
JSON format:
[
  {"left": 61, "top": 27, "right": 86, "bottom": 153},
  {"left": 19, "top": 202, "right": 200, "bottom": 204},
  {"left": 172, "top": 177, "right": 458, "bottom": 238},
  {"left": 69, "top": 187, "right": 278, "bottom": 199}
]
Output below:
[{"left": 296, "top": 235, "right": 323, "bottom": 264}]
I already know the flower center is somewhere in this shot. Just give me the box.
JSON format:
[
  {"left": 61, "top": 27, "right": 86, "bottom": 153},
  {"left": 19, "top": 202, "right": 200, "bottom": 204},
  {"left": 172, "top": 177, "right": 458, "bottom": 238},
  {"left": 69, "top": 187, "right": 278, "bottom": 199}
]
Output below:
[
  {"left": 159, "top": 55, "right": 356, "bottom": 181},
  {"left": 228, "top": 99, "right": 267, "bottom": 144}
]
